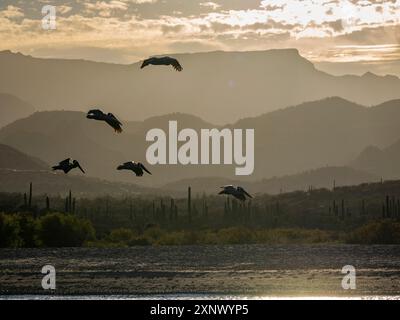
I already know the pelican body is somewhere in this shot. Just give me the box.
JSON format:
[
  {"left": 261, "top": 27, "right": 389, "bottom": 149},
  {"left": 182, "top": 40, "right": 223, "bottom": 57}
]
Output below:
[
  {"left": 117, "top": 161, "right": 152, "bottom": 177},
  {"left": 52, "top": 158, "right": 85, "bottom": 174},
  {"left": 219, "top": 185, "right": 253, "bottom": 201},
  {"left": 141, "top": 56, "right": 183, "bottom": 72},
  {"left": 87, "top": 109, "right": 123, "bottom": 133}
]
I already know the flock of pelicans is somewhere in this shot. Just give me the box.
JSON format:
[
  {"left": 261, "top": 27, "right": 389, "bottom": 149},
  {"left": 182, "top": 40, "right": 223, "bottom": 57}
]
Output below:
[{"left": 51, "top": 56, "right": 253, "bottom": 202}]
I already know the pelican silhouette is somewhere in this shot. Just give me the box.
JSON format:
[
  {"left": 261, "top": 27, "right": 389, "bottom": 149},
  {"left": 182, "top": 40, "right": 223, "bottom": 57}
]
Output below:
[
  {"left": 86, "top": 109, "right": 123, "bottom": 133},
  {"left": 52, "top": 158, "right": 85, "bottom": 174},
  {"left": 117, "top": 161, "right": 152, "bottom": 177},
  {"left": 219, "top": 185, "right": 253, "bottom": 201},
  {"left": 140, "top": 56, "right": 183, "bottom": 72}
]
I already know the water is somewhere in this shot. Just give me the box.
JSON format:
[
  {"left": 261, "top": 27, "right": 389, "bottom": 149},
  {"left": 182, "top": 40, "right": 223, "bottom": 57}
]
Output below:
[{"left": 1, "top": 244, "right": 400, "bottom": 298}]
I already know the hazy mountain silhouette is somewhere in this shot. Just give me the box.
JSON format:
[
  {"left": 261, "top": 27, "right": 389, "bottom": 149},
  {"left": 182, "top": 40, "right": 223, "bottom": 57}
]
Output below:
[
  {"left": 352, "top": 139, "right": 400, "bottom": 179},
  {"left": 0, "top": 143, "right": 154, "bottom": 196},
  {"left": 0, "top": 143, "right": 376, "bottom": 197},
  {"left": 0, "top": 169, "right": 155, "bottom": 197},
  {"left": 0, "top": 144, "right": 48, "bottom": 171},
  {"left": 0, "top": 49, "right": 399, "bottom": 124},
  {"left": 162, "top": 166, "right": 378, "bottom": 196},
  {"left": 0, "top": 93, "right": 35, "bottom": 128},
  {"left": 0, "top": 97, "right": 399, "bottom": 185},
  {"left": 233, "top": 97, "right": 400, "bottom": 178}
]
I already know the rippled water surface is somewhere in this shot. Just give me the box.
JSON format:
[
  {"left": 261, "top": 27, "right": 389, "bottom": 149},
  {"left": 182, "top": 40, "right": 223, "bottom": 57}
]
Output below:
[{"left": 1, "top": 245, "right": 399, "bottom": 298}]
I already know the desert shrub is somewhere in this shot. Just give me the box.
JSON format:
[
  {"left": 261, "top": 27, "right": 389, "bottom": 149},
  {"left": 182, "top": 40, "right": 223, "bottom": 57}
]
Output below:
[
  {"left": 217, "top": 227, "right": 254, "bottom": 244},
  {"left": 0, "top": 213, "right": 22, "bottom": 248},
  {"left": 128, "top": 237, "right": 151, "bottom": 246},
  {"left": 109, "top": 228, "right": 136, "bottom": 243},
  {"left": 143, "top": 226, "right": 166, "bottom": 242},
  {"left": 156, "top": 231, "right": 186, "bottom": 245},
  {"left": 346, "top": 220, "right": 400, "bottom": 244},
  {"left": 14, "top": 213, "right": 37, "bottom": 247},
  {"left": 253, "top": 228, "right": 332, "bottom": 244},
  {"left": 37, "top": 213, "right": 95, "bottom": 247}
]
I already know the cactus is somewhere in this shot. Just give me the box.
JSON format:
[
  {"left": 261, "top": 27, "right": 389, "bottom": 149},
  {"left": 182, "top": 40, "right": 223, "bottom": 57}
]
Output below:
[
  {"left": 170, "top": 199, "right": 175, "bottom": 221},
  {"left": 188, "top": 186, "right": 192, "bottom": 222},
  {"left": 361, "top": 199, "right": 366, "bottom": 216},
  {"left": 386, "top": 195, "right": 390, "bottom": 218},
  {"left": 161, "top": 199, "right": 166, "bottom": 220},
  {"left": 28, "top": 182, "right": 33, "bottom": 208}
]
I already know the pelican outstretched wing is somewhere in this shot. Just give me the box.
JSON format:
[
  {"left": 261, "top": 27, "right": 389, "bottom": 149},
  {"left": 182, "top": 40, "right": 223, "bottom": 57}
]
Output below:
[
  {"left": 169, "top": 57, "right": 183, "bottom": 71},
  {"left": 108, "top": 113, "right": 122, "bottom": 126},
  {"left": 238, "top": 187, "right": 252, "bottom": 198},
  {"left": 140, "top": 58, "right": 153, "bottom": 69}
]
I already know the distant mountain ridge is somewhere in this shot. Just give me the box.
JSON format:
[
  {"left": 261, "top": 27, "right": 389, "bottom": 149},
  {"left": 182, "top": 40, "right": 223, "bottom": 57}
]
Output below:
[
  {"left": 0, "top": 49, "right": 399, "bottom": 123},
  {"left": 162, "top": 166, "right": 379, "bottom": 196},
  {"left": 0, "top": 93, "right": 35, "bottom": 128},
  {"left": 0, "top": 144, "right": 48, "bottom": 171},
  {"left": 0, "top": 143, "right": 154, "bottom": 197},
  {"left": 0, "top": 97, "right": 399, "bottom": 185},
  {"left": 352, "top": 139, "right": 400, "bottom": 179},
  {"left": 0, "top": 144, "right": 377, "bottom": 197}
]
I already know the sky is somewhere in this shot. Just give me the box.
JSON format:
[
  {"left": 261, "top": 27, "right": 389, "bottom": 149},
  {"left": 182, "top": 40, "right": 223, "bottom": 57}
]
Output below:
[{"left": 0, "top": 0, "right": 399, "bottom": 75}]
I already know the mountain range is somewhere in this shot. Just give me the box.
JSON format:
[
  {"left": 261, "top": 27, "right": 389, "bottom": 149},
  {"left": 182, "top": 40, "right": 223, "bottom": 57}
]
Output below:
[
  {"left": 0, "top": 97, "right": 399, "bottom": 186},
  {"left": 0, "top": 143, "right": 378, "bottom": 197},
  {"left": 0, "top": 49, "right": 399, "bottom": 124},
  {"left": 0, "top": 144, "right": 153, "bottom": 196},
  {"left": 0, "top": 93, "right": 35, "bottom": 128}
]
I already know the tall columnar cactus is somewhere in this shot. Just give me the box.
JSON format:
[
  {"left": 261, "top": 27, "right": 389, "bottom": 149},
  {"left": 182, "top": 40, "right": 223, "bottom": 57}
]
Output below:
[
  {"left": 28, "top": 182, "right": 33, "bottom": 208},
  {"left": 361, "top": 199, "right": 366, "bottom": 216},
  {"left": 69, "top": 191, "right": 73, "bottom": 213},
  {"left": 161, "top": 199, "right": 166, "bottom": 220},
  {"left": 188, "top": 186, "right": 192, "bottom": 222},
  {"left": 341, "top": 199, "right": 345, "bottom": 220},
  {"left": 170, "top": 199, "right": 175, "bottom": 221}
]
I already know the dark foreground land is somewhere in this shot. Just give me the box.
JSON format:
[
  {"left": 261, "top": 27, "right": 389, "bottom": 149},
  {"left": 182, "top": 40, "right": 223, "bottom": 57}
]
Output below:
[{"left": 0, "top": 245, "right": 400, "bottom": 297}]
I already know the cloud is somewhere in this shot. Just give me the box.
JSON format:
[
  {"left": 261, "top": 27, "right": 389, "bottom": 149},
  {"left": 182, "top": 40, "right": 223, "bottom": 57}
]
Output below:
[
  {"left": 200, "top": 2, "right": 222, "bottom": 10},
  {"left": 0, "top": 0, "right": 399, "bottom": 75},
  {"left": 129, "top": 0, "right": 158, "bottom": 3},
  {"left": 84, "top": 1, "right": 129, "bottom": 17},
  {"left": 0, "top": 5, "right": 24, "bottom": 19},
  {"left": 58, "top": 5, "right": 73, "bottom": 15}
]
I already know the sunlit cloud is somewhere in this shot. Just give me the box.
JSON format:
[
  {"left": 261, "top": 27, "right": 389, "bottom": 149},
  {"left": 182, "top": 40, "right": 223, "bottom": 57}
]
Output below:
[
  {"left": 0, "top": 0, "right": 399, "bottom": 74},
  {"left": 200, "top": 2, "right": 222, "bottom": 11}
]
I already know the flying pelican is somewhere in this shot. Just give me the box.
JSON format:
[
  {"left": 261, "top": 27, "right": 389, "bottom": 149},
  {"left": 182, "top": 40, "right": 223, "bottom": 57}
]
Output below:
[
  {"left": 86, "top": 109, "right": 123, "bottom": 133},
  {"left": 140, "top": 56, "right": 183, "bottom": 72},
  {"left": 117, "top": 161, "right": 152, "bottom": 177},
  {"left": 218, "top": 185, "right": 253, "bottom": 201},
  {"left": 52, "top": 158, "right": 85, "bottom": 174}
]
